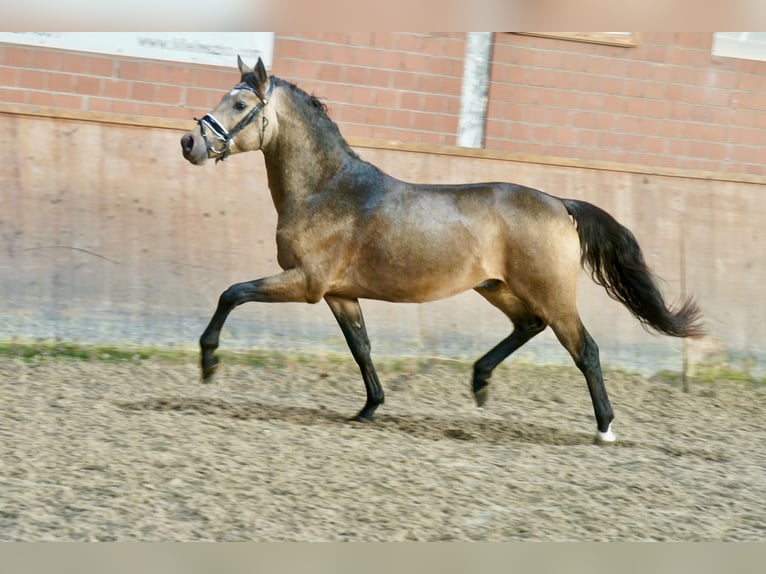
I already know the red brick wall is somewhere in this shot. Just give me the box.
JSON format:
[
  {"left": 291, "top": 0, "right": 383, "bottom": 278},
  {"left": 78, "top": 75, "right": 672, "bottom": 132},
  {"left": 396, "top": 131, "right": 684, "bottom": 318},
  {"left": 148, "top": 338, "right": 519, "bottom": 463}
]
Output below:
[
  {"left": 1, "top": 32, "right": 764, "bottom": 176},
  {"left": 0, "top": 42, "right": 241, "bottom": 120},
  {"left": 487, "top": 33, "right": 766, "bottom": 175},
  {"left": 271, "top": 33, "right": 466, "bottom": 145}
]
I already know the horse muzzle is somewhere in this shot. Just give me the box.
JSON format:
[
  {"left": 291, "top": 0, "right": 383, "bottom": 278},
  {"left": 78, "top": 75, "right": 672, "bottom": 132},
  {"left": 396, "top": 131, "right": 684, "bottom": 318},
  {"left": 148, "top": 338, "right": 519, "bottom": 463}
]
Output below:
[{"left": 180, "top": 132, "right": 209, "bottom": 165}]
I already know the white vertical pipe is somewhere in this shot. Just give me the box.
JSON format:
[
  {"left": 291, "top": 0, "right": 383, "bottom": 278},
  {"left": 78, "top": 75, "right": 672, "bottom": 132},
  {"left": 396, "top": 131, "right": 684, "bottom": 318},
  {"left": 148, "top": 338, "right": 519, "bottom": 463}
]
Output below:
[{"left": 457, "top": 32, "right": 493, "bottom": 148}]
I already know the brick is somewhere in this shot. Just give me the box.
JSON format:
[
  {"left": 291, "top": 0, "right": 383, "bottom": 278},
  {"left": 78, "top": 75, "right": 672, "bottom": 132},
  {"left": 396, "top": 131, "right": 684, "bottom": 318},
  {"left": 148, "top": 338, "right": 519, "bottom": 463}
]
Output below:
[
  {"left": 60, "top": 53, "right": 90, "bottom": 74},
  {"left": 118, "top": 61, "right": 142, "bottom": 81},
  {"left": 571, "top": 110, "right": 595, "bottom": 129},
  {"left": 485, "top": 120, "right": 509, "bottom": 140},
  {"left": 390, "top": 109, "right": 413, "bottom": 129},
  {"left": 600, "top": 131, "right": 623, "bottom": 150},
  {"left": 74, "top": 75, "right": 101, "bottom": 96},
  {"left": 647, "top": 65, "right": 674, "bottom": 84},
  {"left": 0, "top": 87, "right": 25, "bottom": 103},
  {"left": 422, "top": 94, "right": 445, "bottom": 113},
  {"left": 642, "top": 80, "right": 666, "bottom": 99},
  {"left": 27, "top": 91, "right": 57, "bottom": 107},
  {"left": 103, "top": 79, "right": 130, "bottom": 99},
  {"left": 354, "top": 48, "right": 381, "bottom": 69},
  {"left": 349, "top": 85, "right": 375, "bottom": 106},
  {"left": 185, "top": 88, "right": 213, "bottom": 108},
  {"left": 553, "top": 127, "right": 577, "bottom": 145},
  {"left": 167, "top": 106, "right": 196, "bottom": 121},
  {"left": 157, "top": 84, "right": 183, "bottom": 105},
  {"left": 396, "top": 34, "right": 424, "bottom": 52},
  {"left": 319, "top": 45, "right": 348, "bottom": 68},
  {"left": 392, "top": 71, "right": 417, "bottom": 91},
  {"left": 622, "top": 78, "right": 643, "bottom": 97},
  {"left": 443, "top": 37, "right": 466, "bottom": 59},
  {"left": 88, "top": 97, "right": 110, "bottom": 112},
  {"left": 0, "top": 66, "right": 17, "bottom": 86},
  {"left": 377, "top": 50, "right": 404, "bottom": 71},
  {"left": 319, "top": 63, "right": 343, "bottom": 83},
  {"left": 194, "top": 68, "right": 233, "bottom": 90},
  {"left": 400, "top": 91, "right": 422, "bottom": 110},
  {"left": 49, "top": 72, "right": 75, "bottom": 92},
  {"left": 32, "top": 49, "right": 61, "bottom": 70},
  {"left": 665, "top": 83, "right": 687, "bottom": 102},
  {"left": 131, "top": 81, "right": 156, "bottom": 102},
  {"left": 547, "top": 107, "right": 570, "bottom": 125},
  {"left": 367, "top": 106, "right": 388, "bottom": 126},
  {"left": 88, "top": 57, "right": 115, "bottom": 77},
  {"left": 367, "top": 68, "right": 390, "bottom": 89},
  {"left": 371, "top": 33, "right": 396, "bottom": 49},
  {"left": 4, "top": 46, "right": 31, "bottom": 67},
  {"left": 338, "top": 122, "right": 367, "bottom": 138},
  {"left": 111, "top": 100, "right": 139, "bottom": 115},
  {"left": 739, "top": 73, "right": 763, "bottom": 92},
  {"left": 18, "top": 69, "right": 47, "bottom": 90},
  {"left": 347, "top": 32, "right": 373, "bottom": 47},
  {"left": 278, "top": 39, "right": 305, "bottom": 60},
  {"left": 648, "top": 33, "right": 677, "bottom": 45},
  {"left": 341, "top": 104, "right": 367, "bottom": 124},
  {"left": 320, "top": 83, "right": 349, "bottom": 103},
  {"left": 412, "top": 112, "right": 439, "bottom": 131},
  {"left": 671, "top": 66, "right": 695, "bottom": 84},
  {"left": 525, "top": 106, "right": 548, "bottom": 124},
  {"left": 623, "top": 98, "right": 645, "bottom": 116},
  {"left": 168, "top": 66, "right": 194, "bottom": 87},
  {"left": 577, "top": 92, "right": 604, "bottom": 111},
  {"left": 446, "top": 97, "right": 461, "bottom": 115},
  {"left": 577, "top": 129, "right": 600, "bottom": 147},
  {"left": 645, "top": 99, "right": 671, "bottom": 118},
  {"left": 371, "top": 126, "right": 395, "bottom": 140},
  {"left": 135, "top": 103, "right": 172, "bottom": 118},
  {"left": 667, "top": 138, "right": 688, "bottom": 157}
]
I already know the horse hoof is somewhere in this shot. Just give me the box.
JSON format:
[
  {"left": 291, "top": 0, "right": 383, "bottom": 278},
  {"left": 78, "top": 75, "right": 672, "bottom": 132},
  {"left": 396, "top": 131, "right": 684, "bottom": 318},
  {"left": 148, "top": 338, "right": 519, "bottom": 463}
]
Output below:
[
  {"left": 201, "top": 360, "right": 220, "bottom": 382},
  {"left": 474, "top": 385, "right": 489, "bottom": 407},
  {"left": 593, "top": 424, "right": 617, "bottom": 445},
  {"left": 350, "top": 412, "right": 374, "bottom": 423}
]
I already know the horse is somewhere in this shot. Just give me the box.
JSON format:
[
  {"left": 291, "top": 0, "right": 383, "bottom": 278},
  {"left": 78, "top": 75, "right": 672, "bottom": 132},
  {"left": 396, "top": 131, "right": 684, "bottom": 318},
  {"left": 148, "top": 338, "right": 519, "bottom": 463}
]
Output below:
[{"left": 180, "top": 56, "right": 704, "bottom": 444}]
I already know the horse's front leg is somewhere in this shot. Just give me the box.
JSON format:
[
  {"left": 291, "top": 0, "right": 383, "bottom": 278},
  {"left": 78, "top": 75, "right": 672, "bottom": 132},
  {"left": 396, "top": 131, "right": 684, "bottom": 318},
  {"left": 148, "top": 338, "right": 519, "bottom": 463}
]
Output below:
[
  {"left": 325, "top": 295, "right": 385, "bottom": 421},
  {"left": 199, "top": 268, "right": 313, "bottom": 380}
]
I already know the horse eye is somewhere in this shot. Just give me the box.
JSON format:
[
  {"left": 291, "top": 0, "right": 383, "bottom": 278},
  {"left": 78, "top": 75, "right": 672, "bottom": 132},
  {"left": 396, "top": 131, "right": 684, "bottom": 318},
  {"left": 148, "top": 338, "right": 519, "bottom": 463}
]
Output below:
[{"left": 234, "top": 100, "right": 247, "bottom": 111}]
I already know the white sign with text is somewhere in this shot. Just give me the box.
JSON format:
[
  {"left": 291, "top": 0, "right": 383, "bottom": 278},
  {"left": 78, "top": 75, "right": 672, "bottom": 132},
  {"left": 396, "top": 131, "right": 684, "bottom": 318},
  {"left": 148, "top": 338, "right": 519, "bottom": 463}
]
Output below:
[{"left": 0, "top": 32, "right": 274, "bottom": 68}]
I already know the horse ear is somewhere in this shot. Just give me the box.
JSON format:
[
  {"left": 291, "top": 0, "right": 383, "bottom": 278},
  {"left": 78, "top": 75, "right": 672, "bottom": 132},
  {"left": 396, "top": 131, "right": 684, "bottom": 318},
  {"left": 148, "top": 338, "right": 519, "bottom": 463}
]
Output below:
[
  {"left": 237, "top": 55, "right": 252, "bottom": 76},
  {"left": 254, "top": 57, "right": 268, "bottom": 88}
]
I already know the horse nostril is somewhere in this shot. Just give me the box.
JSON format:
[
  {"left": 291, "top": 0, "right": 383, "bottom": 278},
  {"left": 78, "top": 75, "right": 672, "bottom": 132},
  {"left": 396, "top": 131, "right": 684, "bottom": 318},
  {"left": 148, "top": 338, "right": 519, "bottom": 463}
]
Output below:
[{"left": 181, "top": 134, "right": 195, "bottom": 153}]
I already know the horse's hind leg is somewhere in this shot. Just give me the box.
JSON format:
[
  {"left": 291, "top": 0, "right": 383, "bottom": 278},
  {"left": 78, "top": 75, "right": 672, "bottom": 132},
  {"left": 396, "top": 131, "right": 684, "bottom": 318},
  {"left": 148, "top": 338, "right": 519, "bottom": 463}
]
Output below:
[
  {"left": 473, "top": 284, "right": 547, "bottom": 407},
  {"left": 549, "top": 313, "right": 615, "bottom": 444},
  {"left": 325, "top": 295, "right": 385, "bottom": 422}
]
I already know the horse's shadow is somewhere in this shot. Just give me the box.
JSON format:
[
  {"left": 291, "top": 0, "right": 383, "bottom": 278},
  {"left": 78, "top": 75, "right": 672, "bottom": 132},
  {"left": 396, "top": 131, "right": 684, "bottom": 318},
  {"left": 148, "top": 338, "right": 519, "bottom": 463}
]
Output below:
[{"left": 117, "top": 396, "right": 613, "bottom": 448}]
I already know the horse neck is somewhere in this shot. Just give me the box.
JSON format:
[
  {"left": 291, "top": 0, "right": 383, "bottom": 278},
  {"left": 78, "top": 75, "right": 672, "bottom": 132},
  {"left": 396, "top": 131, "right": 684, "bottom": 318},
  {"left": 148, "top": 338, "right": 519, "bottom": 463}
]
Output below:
[{"left": 261, "top": 101, "right": 354, "bottom": 214}]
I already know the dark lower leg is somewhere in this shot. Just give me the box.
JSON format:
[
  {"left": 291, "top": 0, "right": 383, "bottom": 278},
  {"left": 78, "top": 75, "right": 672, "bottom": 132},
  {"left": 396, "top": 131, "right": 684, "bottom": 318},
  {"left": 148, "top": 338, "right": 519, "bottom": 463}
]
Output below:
[
  {"left": 325, "top": 297, "right": 385, "bottom": 421},
  {"left": 575, "top": 329, "right": 614, "bottom": 434},
  {"left": 199, "top": 295, "right": 237, "bottom": 379},
  {"left": 198, "top": 270, "right": 310, "bottom": 380},
  {"left": 472, "top": 317, "right": 545, "bottom": 406}
]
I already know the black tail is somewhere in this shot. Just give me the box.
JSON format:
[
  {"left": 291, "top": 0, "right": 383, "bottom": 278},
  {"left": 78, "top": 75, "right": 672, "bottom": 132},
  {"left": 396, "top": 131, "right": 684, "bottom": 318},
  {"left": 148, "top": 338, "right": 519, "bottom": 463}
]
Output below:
[{"left": 563, "top": 199, "right": 704, "bottom": 338}]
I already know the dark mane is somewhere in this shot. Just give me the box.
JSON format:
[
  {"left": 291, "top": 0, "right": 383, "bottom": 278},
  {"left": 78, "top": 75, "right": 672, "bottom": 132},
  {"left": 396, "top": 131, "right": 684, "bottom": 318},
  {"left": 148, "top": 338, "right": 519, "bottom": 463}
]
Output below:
[{"left": 271, "top": 76, "right": 360, "bottom": 160}]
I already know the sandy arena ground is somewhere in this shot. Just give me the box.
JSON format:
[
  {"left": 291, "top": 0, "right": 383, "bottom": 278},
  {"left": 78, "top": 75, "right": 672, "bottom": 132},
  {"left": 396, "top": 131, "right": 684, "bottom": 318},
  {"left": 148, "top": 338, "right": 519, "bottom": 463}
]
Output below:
[{"left": 1, "top": 352, "right": 765, "bottom": 541}]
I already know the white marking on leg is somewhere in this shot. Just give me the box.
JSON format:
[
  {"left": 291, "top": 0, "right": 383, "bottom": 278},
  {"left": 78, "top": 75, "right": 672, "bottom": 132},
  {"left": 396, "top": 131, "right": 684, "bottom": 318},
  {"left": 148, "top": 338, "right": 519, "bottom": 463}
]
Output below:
[{"left": 596, "top": 423, "right": 616, "bottom": 443}]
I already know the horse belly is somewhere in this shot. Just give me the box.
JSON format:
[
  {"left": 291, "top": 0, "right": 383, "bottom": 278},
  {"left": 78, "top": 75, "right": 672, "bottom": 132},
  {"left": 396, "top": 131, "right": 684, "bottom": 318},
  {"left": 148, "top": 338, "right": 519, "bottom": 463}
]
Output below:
[{"left": 347, "top": 231, "right": 496, "bottom": 303}]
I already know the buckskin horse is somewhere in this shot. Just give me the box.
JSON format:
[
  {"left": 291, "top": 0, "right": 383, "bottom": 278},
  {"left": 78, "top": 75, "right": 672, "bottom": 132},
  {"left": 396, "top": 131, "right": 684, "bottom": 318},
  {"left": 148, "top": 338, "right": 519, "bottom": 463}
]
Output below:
[{"left": 180, "top": 57, "right": 703, "bottom": 443}]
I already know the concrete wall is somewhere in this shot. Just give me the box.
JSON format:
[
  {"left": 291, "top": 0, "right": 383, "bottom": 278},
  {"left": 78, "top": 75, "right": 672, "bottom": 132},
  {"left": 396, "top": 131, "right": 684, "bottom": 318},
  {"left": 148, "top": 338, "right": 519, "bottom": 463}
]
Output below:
[{"left": 1, "top": 113, "right": 762, "bottom": 377}]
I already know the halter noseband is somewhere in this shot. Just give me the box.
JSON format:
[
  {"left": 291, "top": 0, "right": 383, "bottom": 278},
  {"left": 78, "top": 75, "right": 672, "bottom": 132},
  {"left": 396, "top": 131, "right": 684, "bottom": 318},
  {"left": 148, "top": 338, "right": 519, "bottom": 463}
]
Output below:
[{"left": 196, "top": 80, "right": 272, "bottom": 162}]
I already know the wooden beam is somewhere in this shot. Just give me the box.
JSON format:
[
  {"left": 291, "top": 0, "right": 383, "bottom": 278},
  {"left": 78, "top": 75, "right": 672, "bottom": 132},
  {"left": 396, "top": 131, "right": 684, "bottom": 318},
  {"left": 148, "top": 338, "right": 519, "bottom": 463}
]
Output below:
[{"left": 1, "top": 102, "right": 764, "bottom": 187}]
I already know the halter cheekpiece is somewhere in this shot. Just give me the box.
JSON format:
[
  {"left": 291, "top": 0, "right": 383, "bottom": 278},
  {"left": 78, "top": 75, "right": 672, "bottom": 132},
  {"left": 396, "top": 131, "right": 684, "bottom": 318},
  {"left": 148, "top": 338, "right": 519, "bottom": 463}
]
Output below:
[{"left": 196, "top": 80, "right": 272, "bottom": 162}]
